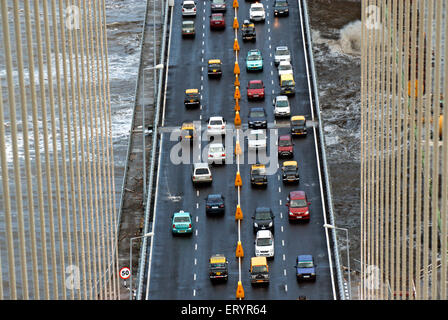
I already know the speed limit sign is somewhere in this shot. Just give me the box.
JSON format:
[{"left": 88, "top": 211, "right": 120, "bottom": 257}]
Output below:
[{"left": 119, "top": 267, "right": 131, "bottom": 280}]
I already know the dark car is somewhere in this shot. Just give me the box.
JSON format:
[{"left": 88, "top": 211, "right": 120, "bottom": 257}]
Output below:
[
  {"left": 252, "top": 207, "right": 275, "bottom": 233},
  {"left": 278, "top": 134, "right": 294, "bottom": 158},
  {"left": 209, "top": 254, "right": 228, "bottom": 281},
  {"left": 205, "top": 193, "right": 225, "bottom": 214},
  {"left": 295, "top": 255, "right": 316, "bottom": 281},
  {"left": 274, "top": 0, "right": 289, "bottom": 16},
  {"left": 211, "top": 0, "right": 227, "bottom": 12},
  {"left": 248, "top": 107, "right": 267, "bottom": 129},
  {"left": 250, "top": 164, "right": 267, "bottom": 186},
  {"left": 247, "top": 80, "right": 265, "bottom": 100},
  {"left": 286, "top": 191, "right": 310, "bottom": 222},
  {"left": 241, "top": 20, "right": 256, "bottom": 41},
  {"left": 210, "top": 13, "right": 226, "bottom": 29},
  {"left": 281, "top": 161, "right": 299, "bottom": 183},
  {"left": 291, "top": 116, "right": 307, "bottom": 136}
]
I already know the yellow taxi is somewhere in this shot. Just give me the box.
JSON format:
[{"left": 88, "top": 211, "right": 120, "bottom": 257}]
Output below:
[
  {"left": 180, "top": 122, "right": 197, "bottom": 143},
  {"left": 184, "top": 88, "right": 200, "bottom": 108},
  {"left": 208, "top": 59, "right": 222, "bottom": 77}
]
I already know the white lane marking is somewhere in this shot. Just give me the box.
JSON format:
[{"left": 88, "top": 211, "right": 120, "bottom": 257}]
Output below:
[
  {"left": 271, "top": 70, "right": 274, "bottom": 76},
  {"left": 195, "top": 229, "right": 198, "bottom": 236},
  {"left": 196, "top": 203, "right": 199, "bottom": 209},
  {"left": 269, "top": 44, "right": 272, "bottom": 49},
  {"left": 272, "top": 89, "right": 275, "bottom": 94},
  {"left": 194, "top": 258, "right": 197, "bottom": 265},
  {"left": 278, "top": 186, "right": 281, "bottom": 193},
  {"left": 196, "top": 216, "right": 199, "bottom": 223},
  {"left": 194, "top": 273, "right": 197, "bottom": 281},
  {"left": 267, "top": 20, "right": 270, "bottom": 25},
  {"left": 280, "top": 212, "right": 283, "bottom": 219},
  {"left": 197, "top": 190, "right": 200, "bottom": 197},
  {"left": 283, "top": 254, "right": 286, "bottom": 261},
  {"left": 278, "top": 175, "right": 280, "bottom": 181},
  {"left": 282, "top": 240, "right": 285, "bottom": 247},
  {"left": 201, "top": 84, "right": 204, "bottom": 91},
  {"left": 271, "top": 79, "right": 274, "bottom": 85},
  {"left": 202, "top": 49, "right": 205, "bottom": 54},
  {"left": 270, "top": 53, "right": 272, "bottom": 58},
  {"left": 201, "top": 57, "right": 204, "bottom": 63},
  {"left": 284, "top": 269, "right": 287, "bottom": 276},
  {"left": 279, "top": 200, "right": 282, "bottom": 205},
  {"left": 285, "top": 284, "right": 288, "bottom": 292},
  {"left": 202, "top": 40, "right": 205, "bottom": 46},
  {"left": 195, "top": 243, "right": 198, "bottom": 251},
  {"left": 281, "top": 226, "right": 284, "bottom": 233},
  {"left": 200, "top": 114, "right": 202, "bottom": 120},
  {"left": 268, "top": 28, "right": 271, "bottom": 33},
  {"left": 193, "top": 289, "right": 196, "bottom": 296}
]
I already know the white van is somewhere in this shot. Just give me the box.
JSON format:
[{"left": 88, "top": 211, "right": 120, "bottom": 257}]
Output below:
[{"left": 255, "top": 230, "right": 274, "bottom": 259}]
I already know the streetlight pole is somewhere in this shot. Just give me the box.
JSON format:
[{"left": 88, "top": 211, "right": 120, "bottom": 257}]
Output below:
[
  {"left": 323, "top": 223, "right": 351, "bottom": 300},
  {"left": 142, "top": 64, "right": 164, "bottom": 202},
  {"left": 129, "top": 232, "right": 154, "bottom": 300}
]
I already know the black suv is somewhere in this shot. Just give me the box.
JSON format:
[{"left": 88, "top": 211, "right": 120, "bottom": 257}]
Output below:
[
  {"left": 274, "top": 0, "right": 289, "bottom": 16},
  {"left": 252, "top": 207, "right": 275, "bottom": 233},
  {"left": 205, "top": 194, "right": 225, "bottom": 214},
  {"left": 248, "top": 107, "right": 267, "bottom": 129}
]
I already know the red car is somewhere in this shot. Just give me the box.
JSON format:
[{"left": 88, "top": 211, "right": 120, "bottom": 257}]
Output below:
[
  {"left": 286, "top": 191, "right": 311, "bottom": 221},
  {"left": 247, "top": 80, "right": 265, "bottom": 100},
  {"left": 210, "top": 13, "right": 225, "bottom": 29},
  {"left": 278, "top": 134, "right": 294, "bottom": 158}
]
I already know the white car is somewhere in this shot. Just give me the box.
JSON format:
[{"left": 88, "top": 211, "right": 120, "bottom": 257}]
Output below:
[
  {"left": 274, "top": 46, "right": 291, "bottom": 65},
  {"left": 248, "top": 129, "right": 267, "bottom": 150},
  {"left": 273, "top": 95, "right": 291, "bottom": 118},
  {"left": 182, "top": 0, "right": 197, "bottom": 16},
  {"left": 192, "top": 163, "right": 212, "bottom": 185},
  {"left": 207, "top": 116, "right": 226, "bottom": 136},
  {"left": 278, "top": 61, "right": 293, "bottom": 79},
  {"left": 249, "top": 3, "right": 265, "bottom": 22},
  {"left": 255, "top": 230, "right": 274, "bottom": 259},
  {"left": 207, "top": 143, "right": 226, "bottom": 164}
]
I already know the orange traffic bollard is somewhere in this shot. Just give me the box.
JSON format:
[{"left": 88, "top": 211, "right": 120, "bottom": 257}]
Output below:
[
  {"left": 235, "top": 204, "right": 243, "bottom": 220},
  {"left": 234, "top": 99, "right": 240, "bottom": 112},
  {"left": 233, "top": 38, "right": 240, "bottom": 51},
  {"left": 234, "top": 75, "right": 240, "bottom": 86},
  {"left": 233, "top": 0, "right": 239, "bottom": 9},
  {"left": 234, "top": 61, "right": 240, "bottom": 75},
  {"left": 234, "top": 86, "right": 241, "bottom": 100},
  {"left": 235, "top": 170, "right": 242, "bottom": 187},
  {"left": 234, "top": 111, "right": 241, "bottom": 126},
  {"left": 233, "top": 17, "right": 239, "bottom": 29},
  {"left": 236, "top": 281, "right": 245, "bottom": 299},
  {"left": 235, "top": 140, "right": 242, "bottom": 155},
  {"left": 235, "top": 241, "right": 244, "bottom": 258}
]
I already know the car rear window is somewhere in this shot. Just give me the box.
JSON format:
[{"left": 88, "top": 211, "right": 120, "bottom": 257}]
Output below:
[
  {"left": 276, "top": 49, "right": 290, "bottom": 55},
  {"left": 195, "top": 168, "right": 210, "bottom": 175},
  {"left": 290, "top": 199, "right": 307, "bottom": 208},
  {"left": 279, "top": 139, "right": 291, "bottom": 147},
  {"left": 249, "top": 82, "right": 263, "bottom": 89},
  {"left": 183, "top": 3, "right": 194, "bottom": 9},
  {"left": 174, "top": 216, "right": 190, "bottom": 223},
  {"left": 257, "top": 238, "right": 273, "bottom": 246},
  {"left": 250, "top": 111, "right": 265, "bottom": 118},
  {"left": 298, "top": 261, "right": 314, "bottom": 268},
  {"left": 210, "top": 120, "right": 223, "bottom": 125},
  {"left": 251, "top": 7, "right": 263, "bottom": 11},
  {"left": 209, "top": 147, "right": 223, "bottom": 153},
  {"left": 255, "top": 211, "right": 271, "bottom": 220},
  {"left": 276, "top": 100, "right": 289, "bottom": 107},
  {"left": 211, "top": 15, "right": 223, "bottom": 21}
]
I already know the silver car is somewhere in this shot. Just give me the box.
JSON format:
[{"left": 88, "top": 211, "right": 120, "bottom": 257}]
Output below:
[
  {"left": 274, "top": 46, "right": 291, "bottom": 65},
  {"left": 182, "top": 0, "right": 197, "bottom": 16}
]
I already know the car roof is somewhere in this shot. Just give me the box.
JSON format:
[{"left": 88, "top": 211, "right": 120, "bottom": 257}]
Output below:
[
  {"left": 185, "top": 88, "right": 198, "bottom": 93},
  {"left": 276, "top": 46, "right": 289, "bottom": 51},
  {"left": 279, "top": 60, "right": 291, "bottom": 65},
  {"left": 193, "top": 163, "right": 210, "bottom": 169},
  {"left": 251, "top": 256, "right": 267, "bottom": 265},
  {"left": 250, "top": 129, "right": 265, "bottom": 134},
  {"left": 208, "top": 59, "right": 221, "bottom": 64},
  {"left": 249, "top": 79, "right": 263, "bottom": 84},
  {"left": 174, "top": 210, "right": 190, "bottom": 217},
  {"left": 251, "top": 3, "right": 264, "bottom": 8},
  {"left": 280, "top": 73, "right": 294, "bottom": 80},
  {"left": 256, "top": 230, "right": 273, "bottom": 238},
  {"left": 207, "top": 193, "right": 223, "bottom": 199},
  {"left": 291, "top": 115, "right": 306, "bottom": 121},
  {"left": 209, "top": 116, "right": 224, "bottom": 121},
  {"left": 209, "top": 143, "right": 224, "bottom": 148},
  {"left": 255, "top": 206, "right": 271, "bottom": 212},
  {"left": 248, "top": 49, "right": 261, "bottom": 54},
  {"left": 298, "top": 254, "right": 313, "bottom": 261},
  {"left": 279, "top": 134, "right": 292, "bottom": 140},
  {"left": 210, "top": 255, "right": 226, "bottom": 263},
  {"left": 289, "top": 190, "right": 306, "bottom": 199},
  {"left": 183, "top": 0, "right": 195, "bottom": 4},
  {"left": 251, "top": 164, "right": 266, "bottom": 170},
  {"left": 183, "top": 20, "right": 194, "bottom": 24},
  {"left": 276, "top": 95, "right": 288, "bottom": 101},
  {"left": 283, "top": 161, "right": 298, "bottom": 167}
]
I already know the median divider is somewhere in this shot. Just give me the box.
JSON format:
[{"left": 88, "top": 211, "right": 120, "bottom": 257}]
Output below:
[
  {"left": 235, "top": 241, "right": 244, "bottom": 258},
  {"left": 234, "top": 111, "right": 241, "bottom": 126},
  {"left": 233, "top": 17, "right": 239, "bottom": 29},
  {"left": 233, "top": 61, "right": 240, "bottom": 75},
  {"left": 235, "top": 204, "right": 243, "bottom": 220},
  {"left": 236, "top": 281, "right": 245, "bottom": 299},
  {"left": 234, "top": 171, "right": 242, "bottom": 187}
]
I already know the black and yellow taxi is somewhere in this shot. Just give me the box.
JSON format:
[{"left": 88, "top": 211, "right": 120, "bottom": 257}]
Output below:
[
  {"left": 209, "top": 254, "right": 228, "bottom": 281},
  {"left": 290, "top": 116, "right": 307, "bottom": 136},
  {"left": 184, "top": 89, "right": 200, "bottom": 108},
  {"left": 180, "top": 121, "right": 197, "bottom": 143},
  {"left": 281, "top": 161, "right": 300, "bottom": 183},
  {"left": 208, "top": 59, "right": 222, "bottom": 77},
  {"left": 250, "top": 164, "right": 267, "bottom": 186}
]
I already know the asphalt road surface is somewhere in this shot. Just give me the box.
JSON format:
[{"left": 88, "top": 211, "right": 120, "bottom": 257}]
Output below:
[{"left": 146, "top": 0, "right": 334, "bottom": 300}]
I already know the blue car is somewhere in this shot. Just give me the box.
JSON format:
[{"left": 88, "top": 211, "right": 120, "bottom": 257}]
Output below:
[
  {"left": 246, "top": 49, "right": 263, "bottom": 72},
  {"left": 172, "top": 210, "right": 193, "bottom": 235},
  {"left": 295, "top": 255, "right": 316, "bottom": 281}
]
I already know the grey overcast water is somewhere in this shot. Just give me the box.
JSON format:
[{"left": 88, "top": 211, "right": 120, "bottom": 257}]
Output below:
[{"left": 0, "top": 0, "right": 362, "bottom": 298}]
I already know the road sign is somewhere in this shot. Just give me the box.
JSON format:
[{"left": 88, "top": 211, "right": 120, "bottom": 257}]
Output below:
[{"left": 120, "top": 267, "right": 131, "bottom": 280}]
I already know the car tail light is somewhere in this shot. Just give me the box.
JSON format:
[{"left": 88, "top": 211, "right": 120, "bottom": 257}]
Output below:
[
  {"left": 206, "top": 205, "right": 211, "bottom": 209},
  {"left": 172, "top": 224, "right": 176, "bottom": 228},
  {"left": 194, "top": 8, "right": 196, "bottom": 11},
  {"left": 222, "top": 153, "right": 226, "bottom": 157},
  {"left": 208, "top": 154, "right": 212, "bottom": 157},
  {"left": 188, "top": 224, "right": 192, "bottom": 228},
  {"left": 208, "top": 126, "right": 211, "bottom": 129},
  {"left": 219, "top": 204, "right": 224, "bottom": 208},
  {"left": 221, "top": 125, "right": 225, "bottom": 129}
]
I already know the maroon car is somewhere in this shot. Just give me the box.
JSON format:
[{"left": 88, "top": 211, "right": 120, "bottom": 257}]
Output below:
[
  {"left": 286, "top": 191, "right": 311, "bottom": 221},
  {"left": 210, "top": 13, "right": 226, "bottom": 29},
  {"left": 278, "top": 134, "right": 294, "bottom": 158},
  {"left": 247, "top": 80, "right": 265, "bottom": 100}
]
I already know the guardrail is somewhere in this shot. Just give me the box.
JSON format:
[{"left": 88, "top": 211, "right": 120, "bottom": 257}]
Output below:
[
  {"left": 300, "top": 0, "right": 345, "bottom": 300},
  {"left": 135, "top": 0, "right": 171, "bottom": 300}
]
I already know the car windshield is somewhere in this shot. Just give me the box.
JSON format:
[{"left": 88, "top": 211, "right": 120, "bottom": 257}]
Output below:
[
  {"left": 210, "top": 120, "right": 223, "bottom": 125},
  {"left": 186, "top": 93, "right": 197, "bottom": 98},
  {"left": 292, "top": 120, "right": 305, "bottom": 126},
  {"left": 248, "top": 54, "right": 261, "bottom": 61},
  {"left": 284, "top": 165, "right": 297, "bottom": 172},
  {"left": 211, "top": 15, "right": 223, "bottom": 21},
  {"left": 250, "top": 111, "right": 265, "bottom": 118},
  {"left": 210, "top": 263, "right": 226, "bottom": 270},
  {"left": 252, "top": 266, "right": 267, "bottom": 273},
  {"left": 276, "top": 49, "right": 290, "bottom": 56},
  {"left": 252, "top": 169, "right": 266, "bottom": 176},
  {"left": 255, "top": 211, "right": 271, "bottom": 220},
  {"left": 290, "top": 199, "right": 307, "bottom": 208},
  {"left": 279, "top": 139, "right": 291, "bottom": 147},
  {"left": 213, "top": 0, "right": 225, "bottom": 3},
  {"left": 282, "top": 80, "right": 294, "bottom": 86},
  {"left": 249, "top": 82, "right": 263, "bottom": 89},
  {"left": 195, "top": 168, "right": 210, "bottom": 175},
  {"left": 257, "top": 238, "right": 273, "bottom": 246},
  {"left": 276, "top": 100, "right": 289, "bottom": 107},
  {"left": 207, "top": 196, "right": 222, "bottom": 203},
  {"left": 209, "top": 63, "right": 221, "bottom": 69},
  {"left": 183, "top": 3, "right": 194, "bottom": 9},
  {"left": 298, "top": 261, "right": 314, "bottom": 268},
  {"left": 251, "top": 7, "right": 263, "bottom": 12},
  {"left": 183, "top": 21, "right": 194, "bottom": 26},
  {"left": 174, "top": 216, "right": 190, "bottom": 223},
  {"left": 209, "top": 147, "right": 224, "bottom": 153},
  {"left": 276, "top": 1, "right": 288, "bottom": 6}
]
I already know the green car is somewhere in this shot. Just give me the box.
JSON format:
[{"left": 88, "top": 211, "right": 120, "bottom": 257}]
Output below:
[
  {"left": 246, "top": 49, "right": 263, "bottom": 72},
  {"left": 172, "top": 210, "right": 193, "bottom": 235}
]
